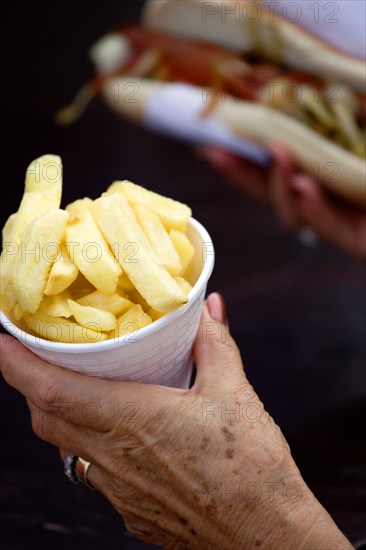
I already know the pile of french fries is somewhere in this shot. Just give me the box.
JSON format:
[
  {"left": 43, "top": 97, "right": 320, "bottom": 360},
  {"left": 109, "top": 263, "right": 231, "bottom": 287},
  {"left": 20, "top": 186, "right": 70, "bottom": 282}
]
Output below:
[{"left": 1, "top": 155, "right": 195, "bottom": 343}]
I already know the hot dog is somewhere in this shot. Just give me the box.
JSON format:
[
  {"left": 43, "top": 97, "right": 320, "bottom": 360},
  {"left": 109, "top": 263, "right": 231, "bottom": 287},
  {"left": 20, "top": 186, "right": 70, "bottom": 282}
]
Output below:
[{"left": 57, "top": 0, "right": 366, "bottom": 205}]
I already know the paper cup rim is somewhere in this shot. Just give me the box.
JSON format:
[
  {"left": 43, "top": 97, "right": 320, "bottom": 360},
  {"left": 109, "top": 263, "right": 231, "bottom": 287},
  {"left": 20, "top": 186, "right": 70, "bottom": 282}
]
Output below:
[{"left": 0, "top": 217, "right": 214, "bottom": 354}]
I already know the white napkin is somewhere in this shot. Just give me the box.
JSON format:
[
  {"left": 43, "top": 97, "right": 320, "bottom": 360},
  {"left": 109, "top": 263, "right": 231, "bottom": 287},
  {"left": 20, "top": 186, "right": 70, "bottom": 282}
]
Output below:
[{"left": 144, "top": 83, "right": 269, "bottom": 164}]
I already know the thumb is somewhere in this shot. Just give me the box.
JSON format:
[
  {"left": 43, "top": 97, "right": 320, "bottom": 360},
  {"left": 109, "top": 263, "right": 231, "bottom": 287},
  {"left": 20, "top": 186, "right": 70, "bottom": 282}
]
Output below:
[{"left": 193, "top": 293, "right": 248, "bottom": 395}]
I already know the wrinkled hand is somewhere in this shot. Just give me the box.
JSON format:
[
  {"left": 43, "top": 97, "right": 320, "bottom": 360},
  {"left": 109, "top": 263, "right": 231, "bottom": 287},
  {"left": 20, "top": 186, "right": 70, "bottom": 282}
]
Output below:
[
  {"left": 199, "top": 145, "right": 366, "bottom": 259},
  {"left": 0, "top": 294, "right": 351, "bottom": 549}
]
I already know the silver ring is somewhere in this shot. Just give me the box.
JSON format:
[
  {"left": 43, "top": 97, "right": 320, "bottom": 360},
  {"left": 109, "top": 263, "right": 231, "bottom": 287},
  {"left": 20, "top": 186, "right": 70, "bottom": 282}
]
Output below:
[{"left": 64, "top": 452, "right": 79, "bottom": 485}]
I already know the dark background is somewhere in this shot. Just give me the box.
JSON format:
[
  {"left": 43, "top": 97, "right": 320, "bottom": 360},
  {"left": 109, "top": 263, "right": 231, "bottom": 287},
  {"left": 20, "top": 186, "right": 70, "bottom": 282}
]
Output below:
[{"left": 1, "top": 1, "right": 365, "bottom": 548}]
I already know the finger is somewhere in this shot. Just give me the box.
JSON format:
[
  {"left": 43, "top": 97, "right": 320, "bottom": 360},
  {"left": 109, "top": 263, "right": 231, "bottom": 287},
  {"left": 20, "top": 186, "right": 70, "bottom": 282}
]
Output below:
[
  {"left": 27, "top": 397, "right": 102, "bottom": 461},
  {"left": 268, "top": 145, "right": 303, "bottom": 229},
  {"left": 268, "top": 143, "right": 298, "bottom": 179},
  {"left": 123, "top": 513, "right": 183, "bottom": 548},
  {"left": 0, "top": 336, "right": 121, "bottom": 431},
  {"left": 193, "top": 293, "right": 247, "bottom": 395},
  {"left": 290, "top": 176, "right": 366, "bottom": 259},
  {"left": 197, "top": 146, "right": 268, "bottom": 202},
  {"left": 0, "top": 335, "right": 171, "bottom": 430}
]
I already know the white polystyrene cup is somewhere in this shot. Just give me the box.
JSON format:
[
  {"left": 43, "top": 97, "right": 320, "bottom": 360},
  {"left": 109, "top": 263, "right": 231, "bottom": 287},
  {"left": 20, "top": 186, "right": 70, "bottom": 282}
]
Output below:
[{"left": 0, "top": 218, "right": 214, "bottom": 388}]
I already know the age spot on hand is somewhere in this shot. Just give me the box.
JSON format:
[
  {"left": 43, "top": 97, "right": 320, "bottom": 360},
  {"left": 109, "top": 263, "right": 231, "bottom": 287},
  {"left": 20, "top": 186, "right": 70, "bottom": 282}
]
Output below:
[{"left": 222, "top": 426, "right": 235, "bottom": 442}]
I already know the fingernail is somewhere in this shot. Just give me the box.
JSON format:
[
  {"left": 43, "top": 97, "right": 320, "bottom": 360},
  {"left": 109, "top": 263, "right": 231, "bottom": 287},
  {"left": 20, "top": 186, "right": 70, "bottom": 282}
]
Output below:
[
  {"left": 206, "top": 293, "right": 227, "bottom": 324},
  {"left": 197, "top": 146, "right": 230, "bottom": 168},
  {"left": 289, "top": 175, "right": 306, "bottom": 197},
  {"left": 268, "top": 143, "right": 292, "bottom": 167}
]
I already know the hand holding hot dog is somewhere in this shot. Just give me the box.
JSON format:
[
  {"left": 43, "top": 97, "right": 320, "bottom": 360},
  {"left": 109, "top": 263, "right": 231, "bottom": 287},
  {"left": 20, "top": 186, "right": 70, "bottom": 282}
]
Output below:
[{"left": 199, "top": 143, "right": 366, "bottom": 259}]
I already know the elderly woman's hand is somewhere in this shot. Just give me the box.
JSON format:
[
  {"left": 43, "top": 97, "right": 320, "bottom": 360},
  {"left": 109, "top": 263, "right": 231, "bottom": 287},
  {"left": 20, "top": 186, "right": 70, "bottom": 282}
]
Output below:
[
  {"left": 199, "top": 145, "right": 366, "bottom": 259},
  {"left": 0, "top": 294, "right": 351, "bottom": 549}
]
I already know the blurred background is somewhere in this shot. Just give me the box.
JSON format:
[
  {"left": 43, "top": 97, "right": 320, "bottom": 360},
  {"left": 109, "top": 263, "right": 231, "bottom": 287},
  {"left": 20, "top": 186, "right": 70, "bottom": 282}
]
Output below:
[{"left": 1, "top": 1, "right": 365, "bottom": 548}]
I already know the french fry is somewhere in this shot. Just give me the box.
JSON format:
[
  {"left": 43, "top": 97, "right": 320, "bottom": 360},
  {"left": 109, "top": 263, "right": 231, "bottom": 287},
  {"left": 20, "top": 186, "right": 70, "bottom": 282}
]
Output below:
[
  {"left": 44, "top": 244, "right": 78, "bottom": 296},
  {"left": 110, "top": 304, "right": 152, "bottom": 339},
  {"left": 13, "top": 303, "right": 27, "bottom": 321},
  {"left": 23, "top": 311, "right": 108, "bottom": 343},
  {"left": 169, "top": 230, "right": 195, "bottom": 278},
  {"left": 117, "top": 272, "right": 135, "bottom": 292},
  {"left": 99, "top": 188, "right": 162, "bottom": 265},
  {"left": 147, "top": 307, "right": 165, "bottom": 321},
  {"left": 67, "top": 273, "right": 95, "bottom": 299},
  {"left": 76, "top": 290, "right": 133, "bottom": 317},
  {"left": 64, "top": 209, "right": 122, "bottom": 295},
  {"left": 4, "top": 155, "right": 63, "bottom": 241},
  {"left": 2, "top": 213, "right": 17, "bottom": 243},
  {"left": 13, "top": 209, "right": 69, "bottom": 313},
  {"left": 1, "top": 155, "right": 63, "bottom": 311},
  {"left": 67, "top": 299, "right": 117, "bottom": 331},
  {"left": 93, "top": 193, "right": 188, "bottom": 312},
  {"left": 128, "top": 288, "right": 150, "bottom": 312},
  {"left": 39, "top": 290, "right": 72, "bottom": 318},
  {"left": 65, "top": 197, "right": 93, "bottom": 219},
  {"left": 107, "top": 180, "right": 191, "bottom": 231},
  {"left": 134, "top": 204, "right": 182, "bottom": 276},
  {"left": 147, "top": 278, "right": 192, "bottom": 321},
  {"left": 175, "top": 277, "right": 192, "bottom": 295},
  {"left": 1, "top": 214, "right": 18, "bottom": 310}
]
